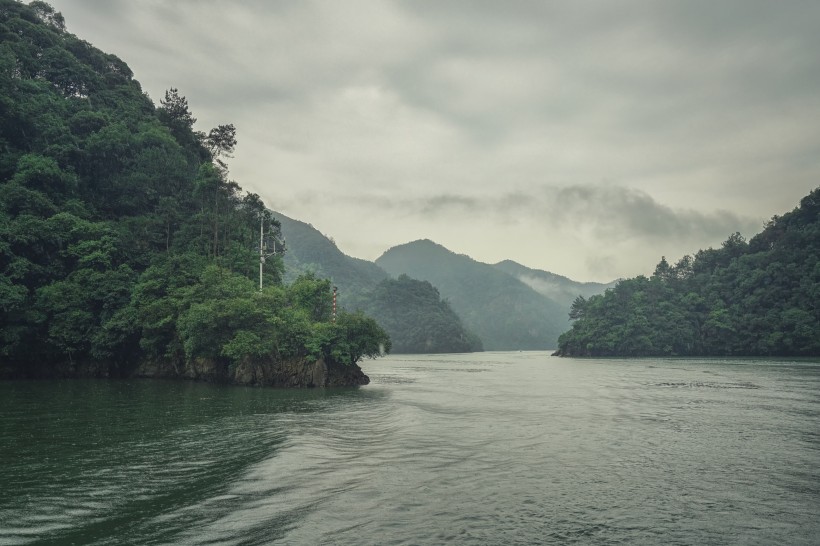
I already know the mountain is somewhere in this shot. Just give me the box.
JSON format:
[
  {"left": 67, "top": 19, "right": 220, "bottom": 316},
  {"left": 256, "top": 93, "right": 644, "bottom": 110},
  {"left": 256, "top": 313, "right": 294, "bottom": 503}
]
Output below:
[
  {"left": 274, "top": 212, "right": 387, "bottom": 308},
  {"left": 555, "top": 187, "right": 820, "bottom": 357},
  {"left": 365, "top": 274, "right": 483, "bottom": 353},
  {"left": 493, "top": 260, "right": 617, "bottom": 309},
  {"left": 376, "top": 240, "right": 572, "bottom": 350},
  {"left": 275, "top": 214, "right": 481, "bottom": 353}
]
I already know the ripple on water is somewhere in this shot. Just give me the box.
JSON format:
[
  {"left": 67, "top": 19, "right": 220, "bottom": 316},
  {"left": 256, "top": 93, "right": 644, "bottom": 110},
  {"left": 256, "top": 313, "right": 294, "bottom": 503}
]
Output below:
[
  {"left": 652, "top": 381, "right": 761, "bottom": 389},
  {"left": 1, "top": 356, "right": 819, "bottom": 545},
  {"left": 368, "top": 374, "right": 416, "bottom": 384}
]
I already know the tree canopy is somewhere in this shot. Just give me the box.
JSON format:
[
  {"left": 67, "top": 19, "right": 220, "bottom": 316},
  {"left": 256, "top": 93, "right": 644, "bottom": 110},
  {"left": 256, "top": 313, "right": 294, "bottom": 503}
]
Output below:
[
  {"left": 554, "top": 188, "right": 820, "bottom": 357},
  {"left": 362, "top": 275, "right": 482, "bottom": 353},
  {"left": 0, "top": 1, "right": 389, "bottom": 378}
]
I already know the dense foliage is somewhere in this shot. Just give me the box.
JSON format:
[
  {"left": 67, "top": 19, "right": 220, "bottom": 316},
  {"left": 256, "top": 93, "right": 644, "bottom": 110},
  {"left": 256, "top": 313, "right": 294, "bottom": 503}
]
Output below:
[
  {"left": 362, "top": 275, "right": 482, "bottom": 353},
  {"left": 555, "top": 188, "right": 820, "bottom": 357},
  {"left": 0, "top": 1, "right": 388, "bottom": 377}
]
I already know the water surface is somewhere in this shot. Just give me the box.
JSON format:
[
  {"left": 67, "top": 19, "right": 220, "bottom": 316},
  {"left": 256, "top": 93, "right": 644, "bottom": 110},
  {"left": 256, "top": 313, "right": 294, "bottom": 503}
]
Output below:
[{"left": 1, "top": 353, "right": 819, "bottom": 544}]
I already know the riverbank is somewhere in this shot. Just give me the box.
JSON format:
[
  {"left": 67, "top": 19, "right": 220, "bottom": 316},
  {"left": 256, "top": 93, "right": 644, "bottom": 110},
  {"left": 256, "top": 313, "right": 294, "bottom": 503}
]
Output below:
[{"left": 0, "top": 356, "right": 369, "bottom": 387}]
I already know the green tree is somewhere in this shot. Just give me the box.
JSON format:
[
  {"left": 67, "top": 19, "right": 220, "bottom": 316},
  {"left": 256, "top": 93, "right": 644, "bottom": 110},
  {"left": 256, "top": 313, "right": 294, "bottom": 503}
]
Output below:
[
  {"left": 0, "top": 1, "right": 389, "bottom": 380},
  {"left": 556, "top": 187, "right": 820, "bottom": 357}
]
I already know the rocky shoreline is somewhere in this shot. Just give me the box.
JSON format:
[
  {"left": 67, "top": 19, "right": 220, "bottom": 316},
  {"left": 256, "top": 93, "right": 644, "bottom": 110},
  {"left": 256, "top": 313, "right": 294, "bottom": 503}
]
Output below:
[{"left": 1, "top": 356, "right": 370, "bottom": 387}]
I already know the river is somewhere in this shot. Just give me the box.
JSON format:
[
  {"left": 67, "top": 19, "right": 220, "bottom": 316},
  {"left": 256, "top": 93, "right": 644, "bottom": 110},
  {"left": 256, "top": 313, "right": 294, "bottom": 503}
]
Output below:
[{"left": 1, "top": 352, "right": 819, "bottom": 545}]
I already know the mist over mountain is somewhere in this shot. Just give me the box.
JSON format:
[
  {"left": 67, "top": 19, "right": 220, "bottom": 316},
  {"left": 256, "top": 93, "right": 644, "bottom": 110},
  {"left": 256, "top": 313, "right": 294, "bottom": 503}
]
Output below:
[
  {"left": 493, "top": 260, "right": 617, "bottom": 309},
  {"left": 376, "top": 240, "right": 576, "bottom": 350}
]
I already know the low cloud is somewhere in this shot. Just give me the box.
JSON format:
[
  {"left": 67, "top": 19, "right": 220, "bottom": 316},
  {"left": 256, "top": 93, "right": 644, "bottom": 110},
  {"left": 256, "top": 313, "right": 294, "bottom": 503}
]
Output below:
[
  {"left": 274, "top": 183, "right": 767, "bottom": 283},
  {"left": 336, "top": 184, "right": 761, "bottom": 244},
  {"left": 544, "top": 185, "right": 761, "bottom": 243}
]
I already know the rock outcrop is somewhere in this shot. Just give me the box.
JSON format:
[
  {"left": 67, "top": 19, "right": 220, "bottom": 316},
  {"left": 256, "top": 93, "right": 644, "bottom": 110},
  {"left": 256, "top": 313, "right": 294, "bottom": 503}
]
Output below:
[
  {"left": 133, "top": 356, "right": 369, "bottom": 387},
  {"left": 2, "top": 354, "right": 370, "bottom": 387}
]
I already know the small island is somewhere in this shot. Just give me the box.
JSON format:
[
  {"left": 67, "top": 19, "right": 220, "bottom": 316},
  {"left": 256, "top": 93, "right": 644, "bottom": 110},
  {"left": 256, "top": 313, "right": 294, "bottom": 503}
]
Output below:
[{"left": 0, "top": 1, "right": 389, "bottom": 386}]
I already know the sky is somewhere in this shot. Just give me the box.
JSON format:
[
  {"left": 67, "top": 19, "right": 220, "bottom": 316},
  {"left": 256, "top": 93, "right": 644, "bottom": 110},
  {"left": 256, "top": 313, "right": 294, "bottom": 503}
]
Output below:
[{"left": 48, "top": 0, "right": 820, "bottom": 282}]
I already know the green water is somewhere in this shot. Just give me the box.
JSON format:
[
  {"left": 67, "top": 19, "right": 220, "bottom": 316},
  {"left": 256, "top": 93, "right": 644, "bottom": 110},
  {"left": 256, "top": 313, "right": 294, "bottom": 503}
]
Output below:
[
  {"left": 1, "top": 353, "right": 819, "bottom": 544},
  {"left": 0, "top": 379, "right": 364, "bottom": 544}
]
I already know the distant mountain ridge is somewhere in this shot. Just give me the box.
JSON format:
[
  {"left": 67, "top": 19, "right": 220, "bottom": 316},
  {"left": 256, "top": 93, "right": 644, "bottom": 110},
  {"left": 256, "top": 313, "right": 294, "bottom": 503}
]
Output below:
[
  {"left": 274, "top": 214, "right": 481, "bottom": 353},
  {"left": 275, "top": 218, "right": 615, "bottom": 352},
  {"left": 493, "top": 260, "right": 617, "bottom": 309},
  {"left": 376, "top": 240, "right": 589, "bottom": 350},
  {"left": 274, "top": 212, "right": 387, "bottom": 302}
]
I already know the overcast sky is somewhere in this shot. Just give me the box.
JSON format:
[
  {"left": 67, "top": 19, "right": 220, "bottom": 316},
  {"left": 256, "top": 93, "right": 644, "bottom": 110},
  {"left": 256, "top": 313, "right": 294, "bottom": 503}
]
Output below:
[{"left": 49, "top": 0, "right": 820, "bottom": 282}]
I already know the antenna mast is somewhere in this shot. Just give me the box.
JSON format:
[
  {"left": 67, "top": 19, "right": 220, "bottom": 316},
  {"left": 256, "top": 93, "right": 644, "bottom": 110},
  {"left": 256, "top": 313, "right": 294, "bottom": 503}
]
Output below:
[{"left": 258, "top": 215, "right": 285, "bottom": 290}]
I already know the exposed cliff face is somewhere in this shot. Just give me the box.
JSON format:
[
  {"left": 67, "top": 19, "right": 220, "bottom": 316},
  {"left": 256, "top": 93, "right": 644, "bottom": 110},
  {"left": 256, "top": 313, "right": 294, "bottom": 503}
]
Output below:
[{"left": 133, "top": 356, "right": 369, "bottom": 387}]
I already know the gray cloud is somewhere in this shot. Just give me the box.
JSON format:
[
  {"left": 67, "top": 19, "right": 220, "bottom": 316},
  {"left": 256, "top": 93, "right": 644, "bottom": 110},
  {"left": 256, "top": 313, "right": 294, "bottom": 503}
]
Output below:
[
  {"left": 585, "top": 254, "right": 620, "bottom": 282},
  {"left": 332, "top": 184, "right": 760, "bottom": 243},
  {"left": 273, "top": 183, "right": 764, "bottom": 281},
  {"left": 49, "top": 0, "right": 820, "bottom": 280},
  {"left": 544, "top": 185, "right": 762, "bottom": 243}
]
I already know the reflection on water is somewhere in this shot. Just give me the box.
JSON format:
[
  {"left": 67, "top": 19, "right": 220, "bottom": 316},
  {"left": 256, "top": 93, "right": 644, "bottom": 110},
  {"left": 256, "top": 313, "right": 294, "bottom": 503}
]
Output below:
[{"left": 1, "top": 354, "right": 819, "bottom": 545}]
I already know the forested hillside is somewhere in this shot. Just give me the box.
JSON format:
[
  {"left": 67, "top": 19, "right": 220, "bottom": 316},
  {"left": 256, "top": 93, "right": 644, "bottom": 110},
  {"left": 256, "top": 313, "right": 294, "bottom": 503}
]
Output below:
[
  {"left": 276, "top": 213, "right": 482, "bottom": 353},
  {"left": 275, "top": 212, "right": 388, "bottom": 306},
  {"left": 0, "top": 1, "right": 388, "bottom": 381},
  {"left": 555, "top": 188, "right": 820, "bottom": 357},
  {"left": 376, "top": 240, "right": 569, "bottom": 350},
  {"left": 362, "top": 275, "right": 483, "bottom": 353}
]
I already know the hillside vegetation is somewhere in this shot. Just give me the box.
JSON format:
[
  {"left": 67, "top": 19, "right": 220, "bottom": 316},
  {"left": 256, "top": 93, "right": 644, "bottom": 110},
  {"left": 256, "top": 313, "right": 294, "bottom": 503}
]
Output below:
[
  {"left": 276, "top": 213, "right": 481, "bottom": 353},
  {"left": 275, "top": 212, "right": 388, "bottom": 305},
  {"left": 0, "top": 1, "right": 388, "bottom": 380},
  {"left": 363, "top": 275, "right": 483, "bottom": 353},
  {"left": 376, "top": 240, "right": 571, "bottom": 350},
  {"left": 555, "top": 188, "right": 820, "bottom": 357}
]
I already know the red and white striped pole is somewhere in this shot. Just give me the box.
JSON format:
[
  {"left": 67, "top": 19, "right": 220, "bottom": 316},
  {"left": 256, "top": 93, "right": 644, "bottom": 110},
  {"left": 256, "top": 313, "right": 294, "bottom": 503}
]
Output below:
[{"left": 332, "top": 286, "right": 337, "bottom": 323}]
